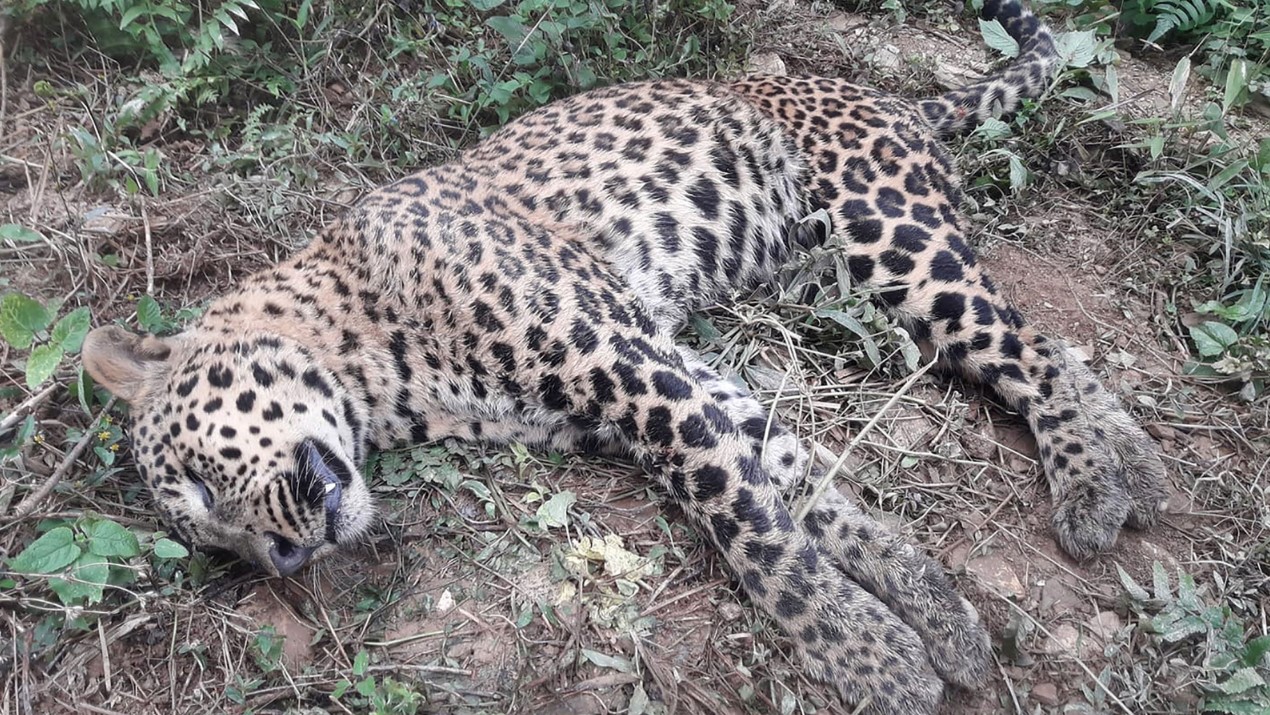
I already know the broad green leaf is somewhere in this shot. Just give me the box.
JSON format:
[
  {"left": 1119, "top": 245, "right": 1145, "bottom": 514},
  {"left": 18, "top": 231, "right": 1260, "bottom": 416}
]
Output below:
[
  {"left": 9, "top": 527, "right": 81, "bottom": 574},
  {"left": 486, "top": 15, "right": 529, "bottom": 45},
  {"left": 1169, "top": 57, "right": 1191, "bottom": 113},
  {"left": 978, "top": 19, "right": 1019, "bottom": 59},
  {"left": 536, "top": 490, "right": 577, "bottom": 529},
  {"left": 48, "top": 552, "right": 109, "bottom": 605},
  {"left": 1223, "top": 58, "right": 1249, "bottom": 113},
  {"left": 1217, "top": 667, "right": 1266, "bottom": 695},
  {"left": 1117, "top": 565, "right": 1150, "bottom": 602},
  {"left": 352, "top": 650, "right": 370, "bottom": 677},
  {"left": 973, "top": 117, "right": 1012, "bottom": 140},
  {"left": 470, "top": 0, "right": 508, "bottom": 9},
  {"left": 580, "top": 648, "right": 633, "bottom": 673},
  {"left": 1190, "top": 321, "right": 1239, "bottom": 358},
  {"left": 0, "top": 224, "right": 44, "bottom": 243},
  {"left": 1055, "top": 30, "right": 1097, "bottom": 68},
  {"left": 153, "top": 538, "right": 190, "bottom": 559},
  {"left": 84, "top": 518, "right": 141, "bottom": 558},
  {"left": 1241, "top": 634, "right": 1270, "bottom": 667},
  {"left": 136, "top": 295, "right": 164, "bottom": 333},
  {"left": 25, "top": 343, "right": 63, "bottom": 389},
  {"left": 1152, "top": 561, "right": 1171, "bottom": 600},
  {"left": 51, "top": 307, "right": 91, "bottom": 352},
  {"left": 0, "top": 293, "right": 52, "bottom": 349},
  {"left": 1007, "top": 154, "right": 1028, "bottom": 193},
  {"left": 689, "top": 315, "right": 721, "bottom": 341},
  {"left": 295, "top": 0, "right": 313, "bottom": 28}
]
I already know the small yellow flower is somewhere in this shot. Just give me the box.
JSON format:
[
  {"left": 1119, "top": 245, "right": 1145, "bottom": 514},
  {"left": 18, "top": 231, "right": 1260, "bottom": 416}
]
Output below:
[
  {"left": 110, "top": 444, "right": 120, "bottom": 452},
  {"left": 33, "top": 434, "right": 45, "bottom": 444},
  {"left": 98, "top": 431, "right": 111, "bottom": 441}
]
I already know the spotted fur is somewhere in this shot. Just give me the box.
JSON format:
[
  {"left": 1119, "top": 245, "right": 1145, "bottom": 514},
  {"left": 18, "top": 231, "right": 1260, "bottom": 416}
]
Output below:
[{"left": 81, "top": 1, "right": 1168, "bottom": 711}]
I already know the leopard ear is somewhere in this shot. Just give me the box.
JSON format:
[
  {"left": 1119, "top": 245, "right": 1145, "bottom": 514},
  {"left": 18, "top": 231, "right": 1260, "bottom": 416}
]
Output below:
[{"left": 82, "top": 326, "right": 179, "bottom": 403}]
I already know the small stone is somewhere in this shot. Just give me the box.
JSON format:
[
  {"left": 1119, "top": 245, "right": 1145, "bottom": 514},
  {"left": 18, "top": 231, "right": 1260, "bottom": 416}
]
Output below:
[
  {"left": 1032, "top": 682, "right": 1059, "bottom": 706},
  {"left": 825, "top": 12, "right": 862, "bottom": 32},
  {"left": 872, "top": 44, "right": 901, "bottom": 71},
  {"left": 1039, "top": 579, "right": 1082, "bottom": 615},
  {"left": 746, "top": 52, "right": 787, "bottom": 77},
  {"left": 718, "top": 601, "right": 744, "bottom": 622},
  {"left": 1088, "top": 611, "right": 1122, "bottom": 641},
  {"left": 1043, "top": 623, "right": 1082, "bottom": 656},
  {"left": 967, "top": 554, "right": 1025, "bottom": 599},
  {"left": 436, "top": 588, "right": 455, "bottom": 614}
]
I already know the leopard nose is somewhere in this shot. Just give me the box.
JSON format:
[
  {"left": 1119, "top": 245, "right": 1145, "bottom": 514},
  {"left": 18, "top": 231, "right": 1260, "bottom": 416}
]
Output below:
[{"left": 266, "top": 533, "right": 316, "bottom": 576}]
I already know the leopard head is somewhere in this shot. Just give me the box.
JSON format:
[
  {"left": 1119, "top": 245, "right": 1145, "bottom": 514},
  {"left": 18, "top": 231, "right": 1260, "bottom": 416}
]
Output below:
[{"left": 82, "top": 326, "right": 373, "bottom": 575}]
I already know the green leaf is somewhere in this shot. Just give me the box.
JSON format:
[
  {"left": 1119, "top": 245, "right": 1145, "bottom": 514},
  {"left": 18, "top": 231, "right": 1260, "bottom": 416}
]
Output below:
[
  {"left": 536, "top": 490, "right": 577, "bottom": 529},
  {"left": 1218, "top": 667, "right": 1266, "bottom": 695},
  {"left": 1219, "top": 58, "right": 1249, "bottom": 112},
  {"left": 0, "top": 293, "right": 52, "bottom": 349},
  {"left": 84, "top": 518, "right": 141, "bottom": 558},
  {"left": 1241, "top": 635, "right": 1270, "bottom": 667},
  {"left": 486, "top": 15, "right": 529, "bottom": 45},
  {"left": 1055, "top": 30, "right": 1097, "bottom": 68},
  {"left": 295, "top": 0, "right": 313, "bottom": 29},
  {"left": 470, "top": 0, "right": 508, "bottom": 9},
  {"left": 153, "top": 538, "right": 190, "bottom": 559},
  {"left": 1117, "top": 565, "right": 1151, "bottom": 602},
  {"left": 1190, "top": 321, "right": 1239, "bottom": 358},
  {"left": 1007, "top": 154, "right": 1029, "bottom": 193},
  {"left": 1152, "top": 561, "right": 1172, "bottom": 600},
  {"left": 9, "top": 527, "right": 81, "bottom": 574},
  {"left": 1169, "top": 57, "right": 1191, "bottom": 113},
  {"left": 579, "top": 648, "right": 633, "bottom": 673},
  {"left": 0, "top": 224, "right": 44, "bottom": 243},
  {"left": 51, "top": 307, "right": 91, "bottom": 352},
  {"left": 26, "top": 343, "right": 63, "bottom": 389},
  {"left": 352, "top": 650, "right": 370, "bottom": 677},
  {"left": 973, "top": 117, "right": 1012, "bottom": 140},
  {"left": 136, "top": 295, "right": 164, "bottom": 333},
  {"left": 978, "top": 19, "right": 1019, "bottom": 59},
  {"left": 48, "top": 552, "right": 110, "bottom": 605},
  {"left": 119, "top": 4, "right": 148, "bottom": 30}
]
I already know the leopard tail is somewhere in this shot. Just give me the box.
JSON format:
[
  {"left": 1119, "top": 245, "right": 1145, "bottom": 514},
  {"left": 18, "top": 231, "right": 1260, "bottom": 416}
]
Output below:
[{"left": 917, "top": 0, "right": 1061, "bottom": 135}]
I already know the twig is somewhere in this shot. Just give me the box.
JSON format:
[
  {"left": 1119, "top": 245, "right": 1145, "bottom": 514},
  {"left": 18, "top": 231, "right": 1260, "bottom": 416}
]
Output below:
[
  {"left": 5, "top": 397, "right": 116, "bottom": 522},
  {"left": 0, "top": 14, "right": 8, "bottom": 147},
  {"left": 142, "top": 203, "right": 155, "bottom": 295},
  {"left": 0, "top": 384, "right": 59, "bottom": 435},
  {"left": 794, "top": 356, "right": 938, "bottom": 521}
]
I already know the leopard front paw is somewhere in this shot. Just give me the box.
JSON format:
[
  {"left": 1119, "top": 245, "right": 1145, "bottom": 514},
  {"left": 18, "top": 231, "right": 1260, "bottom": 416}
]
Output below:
[{"left": 1035, "top": 346, "right": 1171, "bottom": 559}]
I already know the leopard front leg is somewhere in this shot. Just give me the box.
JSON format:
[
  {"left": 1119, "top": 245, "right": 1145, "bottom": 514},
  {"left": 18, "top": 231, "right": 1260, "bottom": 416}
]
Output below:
[
  {"left": 1003, "top": 340, "right": 1170, "bottom": 556},
  {"left": 674, "top": 345, "right": 991, "bottom": 688},
  {"left": 833, "top": 213, "right": 1168, "bottom": 559}
]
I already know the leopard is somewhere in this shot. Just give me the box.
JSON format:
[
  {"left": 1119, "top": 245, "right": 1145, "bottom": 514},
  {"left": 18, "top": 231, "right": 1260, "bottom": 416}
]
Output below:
[{"left": 79, "top": 0, "right": 1169, "bottom": 711}]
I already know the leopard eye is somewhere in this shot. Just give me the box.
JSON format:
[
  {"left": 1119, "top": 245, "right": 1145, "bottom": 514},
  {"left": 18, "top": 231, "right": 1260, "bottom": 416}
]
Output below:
[{"left": 188, "top": 472, "right": 215, "bottom": 510}]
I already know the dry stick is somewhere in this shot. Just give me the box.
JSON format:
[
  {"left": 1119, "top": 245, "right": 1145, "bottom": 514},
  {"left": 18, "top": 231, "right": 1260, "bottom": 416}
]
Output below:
[
  {"left": 6, "top": 397, "right": 116, "bottom": 522},
  {"left": 0, "top": 15, "right": 8, "bottom": 148},
  {"left": 0, "top": 384, "right": 59, "bottom": 434},
  {"left": 793, "top": 356, "right": 938, "bottom": 522},
  {"left": 141, "top": 203, "right": 155, "bottom": 296}
]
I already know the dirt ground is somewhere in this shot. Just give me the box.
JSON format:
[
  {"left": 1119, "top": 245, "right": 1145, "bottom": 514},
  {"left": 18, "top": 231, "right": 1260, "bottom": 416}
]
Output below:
[{"left": 2, "top": 2, "right": 1267, "bottom": 715}]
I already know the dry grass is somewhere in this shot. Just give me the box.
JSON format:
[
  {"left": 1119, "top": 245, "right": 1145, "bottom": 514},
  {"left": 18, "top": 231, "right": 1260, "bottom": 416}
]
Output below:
[{"left": 2, "top": 2, "right": 1268, "bottom": 714}]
